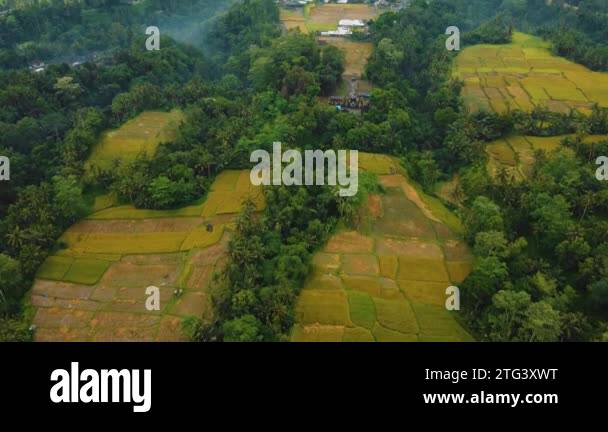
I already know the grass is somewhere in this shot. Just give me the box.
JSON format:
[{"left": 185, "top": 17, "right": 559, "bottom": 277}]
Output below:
[{"left": 455, "top": 32, "right": 608, "bottom": 114}]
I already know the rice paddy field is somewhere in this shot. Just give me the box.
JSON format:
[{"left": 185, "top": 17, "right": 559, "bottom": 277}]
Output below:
[
  {"left": 291, "top": 153, "right": 474, "bottom": 342},
  {"left": 30, "top": 170, "right": 265, "bottom": 341},
  {"left": 455, "top": 32, "right": 608, "bottom": 114},
  {"left": 280, "top": 3, "right": 379, "bottom": 34},
  {"left": 485, "top": 134, "right": 608, "bottom": 180},
  {"left": 85, "top": 110, "right": 184, "bottom": 173}
]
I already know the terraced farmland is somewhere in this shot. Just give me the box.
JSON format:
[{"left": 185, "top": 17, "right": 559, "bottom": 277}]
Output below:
[
  {"left": 455, "top": 32, "right": 608, "bottom": 114},
  {"left": 291, "top": 154, "right": 474, "bottom": 342},
  {"left": 485, "top": 134, "right": 608, "bottom": 180},
  {"left": 30, "top": 170, "right": 265, "bottom": 341},
  {"left": 85, "top": 110, "right": 184, "bottom": 173}
]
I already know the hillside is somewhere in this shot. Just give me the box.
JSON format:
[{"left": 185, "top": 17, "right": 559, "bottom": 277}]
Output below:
[
  {"left": 292, "top": 154, "right": 473, "bottom": 342},
  {"left": 31, "top": 170, "right": 264, "bottom": 341}
]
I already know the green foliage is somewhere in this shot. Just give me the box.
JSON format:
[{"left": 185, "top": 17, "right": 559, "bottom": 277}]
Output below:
[{"left": 0, "top": 253, "right": 23, "bottom": 314}]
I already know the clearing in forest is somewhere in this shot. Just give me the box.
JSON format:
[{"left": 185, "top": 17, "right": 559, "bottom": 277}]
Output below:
[
  {"left": 291, "top": 154, "right": 474, "bottom": 342},
  {"left": 455, "top": 32, "right": 608, "bottom": 114},
  {"left": 318, "top": 37, "right": 373, "bottom": 78},
  {"left": 85, "top": 110, "right": 184, "bottom": 173},
  {"left": 280, "top": 3, "right": 379, "bottom": 34},
  {"left": 30, "top": 170, "right": 265, "bottom": 341}
]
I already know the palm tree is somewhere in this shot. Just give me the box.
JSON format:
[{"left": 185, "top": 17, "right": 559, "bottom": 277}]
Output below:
[{"left": 6, "top": 226, "right": 25, "bottom": 251}]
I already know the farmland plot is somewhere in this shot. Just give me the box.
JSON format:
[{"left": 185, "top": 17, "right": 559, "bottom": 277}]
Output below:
[
  {"left": 291, "top": 154, "right": 473, "bottom": 342},
  {"left": 30, "top": 170, "right": 265, "bottom": 341},
  {"left": 455, "top": 32, "right": 608, "bottom": 114}
]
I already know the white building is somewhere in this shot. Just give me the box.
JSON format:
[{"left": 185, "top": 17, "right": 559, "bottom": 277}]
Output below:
[
  {"left": 320, "top": 27, "right": 352, "bottom": 36},
  {"left": 338, "top": 19, "right": 366, "bottom": 28}
]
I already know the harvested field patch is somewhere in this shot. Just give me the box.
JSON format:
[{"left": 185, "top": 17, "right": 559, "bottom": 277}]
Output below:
[
  {"left": 446, "top": 261, "right": 473, "bottom": 284},
  {"left": 373, "top": 190, "right": 436, "bottom": 240},
  {"left": 341, "top": 254, "right": 379, "bottom": 275},
  {"left": 304, "top": 274, "right": 343, "bottom": 291},
  {"left": 308, "top": 3, "right": 378, "bottom": 25},
  {"left": 324, "top": 230, "right": 374, "bottom": 254},
  {"left": 291, "top": 324, "right": 345, "bottom": 342},
  {"left": 376, "top": 238, "right": 443, "bottom": 259},
  {"left": 312, "top": 253, "right": 341, "bottom": 273}
]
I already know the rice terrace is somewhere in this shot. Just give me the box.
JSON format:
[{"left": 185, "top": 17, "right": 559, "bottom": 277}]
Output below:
[
  {"left": 455, "top": 32, "right": 608, "bottom": 114},
  {"left": 291, "top": 154, "right": 473, "bottom": 342},
  {"left": 3, "top": 0, "right": 608, "bottom": 349},
  {"left": 31, "top": 168, "right": 265, "bottom": 341}
]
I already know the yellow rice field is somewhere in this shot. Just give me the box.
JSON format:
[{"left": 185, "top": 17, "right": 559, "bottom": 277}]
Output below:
[
  {"left": 291, "top": 154, "right": 473, "bottom": 342},
  {"left": 455, "top": 32, "right": 608, "bottom": 114},
  {"left": 31, "top": 169, "right": 265, "bottom": 341},
  {"left": 85, "top": 110, "right": 184, "bottom": 173}
]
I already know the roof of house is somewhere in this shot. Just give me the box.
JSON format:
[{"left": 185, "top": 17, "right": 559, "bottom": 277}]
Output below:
[{"left": 338, "top": 19, "right": 366, "bottom": 27}]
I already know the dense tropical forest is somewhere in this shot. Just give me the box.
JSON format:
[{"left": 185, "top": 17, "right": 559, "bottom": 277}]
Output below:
[{"left": 1, "top": 0, "right": 607, "bottom": 341}]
